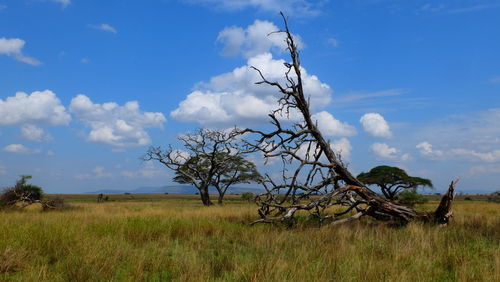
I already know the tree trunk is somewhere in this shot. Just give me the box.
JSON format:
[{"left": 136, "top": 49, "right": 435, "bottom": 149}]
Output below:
[
  {"left": 343, "top": 179, "right": 457, "bottom": 224},
  {"left": 217, "top": 193, "right": 225, "bottom": 205},
  {"left": 199, "top": 186, "right": 213, "bottom": 206}
]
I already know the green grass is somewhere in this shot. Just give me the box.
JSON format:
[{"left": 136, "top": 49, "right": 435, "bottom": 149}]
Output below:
[{"left": 1, "top": 196, "right": 499, "bottom": 281}]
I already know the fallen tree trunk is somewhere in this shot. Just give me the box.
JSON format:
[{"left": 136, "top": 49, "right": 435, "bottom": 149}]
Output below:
[{"left": 245, "top": 13, "right": 457, "bottom": 227}]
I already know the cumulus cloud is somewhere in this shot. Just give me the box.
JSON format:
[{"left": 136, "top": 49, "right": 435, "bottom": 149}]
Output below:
[
  {"left": 312, "top": 111, "right": 356, "bottom": 137},
  {"left": 416, "top": 141, "right": 444, "bottom": 158},
  {"left": 371, "top": 142, "right": 410, "bottom": 161},
  {"left": 184, "top": 0, "right": 322, "bottom": 16},
  {"left": 331, "top": 138, "right": 352, "bottom": 159},
  {"left": 0, "top": 37, "right": 41, "bottom": 65},
  {"left": 171, "top": 53, "right": 332, "bottom": 127},
  {"left": 294, "top": 138, "right": 352, "bottom": 162},
  {"left": 89, "top": 23, "right": 117, "bottom": 34},
  {"left": 0, "top": 90, "right": 70, "bottom": 126},
  {"left": 69, "top": 95, "right": 166, "bottom": 148},
  {"left": 217, "top": 20, "right": 303, "bottom": 58},
  {"left": 360, "top": 113, "right": 392, "bottom": 138},
  {"left": 2, "top": 144, "right": 41, "bottom": 154},
  {"left": 20, "top": 125, "right": 52, "bottom": 142}
]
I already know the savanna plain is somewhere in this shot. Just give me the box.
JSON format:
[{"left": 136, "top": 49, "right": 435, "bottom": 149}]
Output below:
[{"left": 1, "top": 194, "right": 499, "bottom": 281}]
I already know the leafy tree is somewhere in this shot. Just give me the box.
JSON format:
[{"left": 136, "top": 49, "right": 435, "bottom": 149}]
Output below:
[
  {"left": 357, "top": 166, "right": 433, "bottom": 200},
  {"left": 144, "top": 128, "right": 261, "bottom": 206},
  {"left": 174, "top": 152, "right": 261, "bottom": 204}
]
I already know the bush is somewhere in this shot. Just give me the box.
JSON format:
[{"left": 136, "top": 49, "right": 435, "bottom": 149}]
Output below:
[
  {"left": 0, "top": 175, "right": 43, "bottom": 207},
  {"left": 397, "top": 189, "right": 428, "bottom": 207},
  {"left": 487, "top": 191, "right": 500, "bottom": 203},
  {"left": 43, "top": 196, "right": 67, "bottom": 210},
  {"left": 241, "top": 192, "right": 255, "bottom": 202}
]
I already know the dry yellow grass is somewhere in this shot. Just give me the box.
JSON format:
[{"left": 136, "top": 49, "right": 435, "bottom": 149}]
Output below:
[{"left": 0, "top": 197, "right": 499, "bottom": 281}]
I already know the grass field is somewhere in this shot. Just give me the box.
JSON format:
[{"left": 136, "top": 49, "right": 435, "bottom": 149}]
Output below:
[{"left": 1, "top": 194, "right": 499, "bottom": 281}]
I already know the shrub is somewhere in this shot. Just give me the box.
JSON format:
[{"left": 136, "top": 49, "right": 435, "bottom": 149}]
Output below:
[
  {"left": 397, "top": 189, "right": 428, "bottom": 207},
  {"left": 0, "top": 175, "right": 43, "bottom": 207},
  {"left": 487, "top": 191, "right": 500, "bottom": 203},
  {"left": 241, "top": 192, "right": 255, "bottom": 202},
  {"left": 43, "top": 196, "right": 67, "bottom": 210}
]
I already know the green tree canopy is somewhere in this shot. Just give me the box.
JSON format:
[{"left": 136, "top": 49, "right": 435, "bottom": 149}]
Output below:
[
  {"left": 174, "top": 152, "right": 261, "bottom": 204},
  {"left": 357, "top": 166, "right": 433, "bottom": 200}
]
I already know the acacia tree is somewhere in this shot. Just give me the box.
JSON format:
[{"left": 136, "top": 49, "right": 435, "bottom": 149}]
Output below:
[
  {"left": 357, "top": 166, "right": 433, "bottom": 200},
  {"left": 241, "top": 13, "right": 457, "bottom": 226},
  {"left": 173, "top": 152, "right": 261, "bottom": 204},
  {"left": 144, "top": 128, "right": 260, "bottom": 206}
]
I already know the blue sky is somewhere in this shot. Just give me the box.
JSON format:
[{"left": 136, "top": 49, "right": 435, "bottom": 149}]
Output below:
[{"left": 0, "top": 0, "right": 499, "bottom": 193}]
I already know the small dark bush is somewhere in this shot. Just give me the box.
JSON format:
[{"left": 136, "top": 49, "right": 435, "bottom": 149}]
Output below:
[
  {"left": 464, "top": 197, "right": 472, "bottom": 201},
  {"left": 487, "top": 191, "right": 500, "bottom": 203},
  {"left": 241, "top": 192, "right": 255, "bottom": 202},
  {"left": 397, "top": 189, "right": 428, "bottom": 207},
  {"left": 43, "top": 196, "right": 67, "bottom": 210}
]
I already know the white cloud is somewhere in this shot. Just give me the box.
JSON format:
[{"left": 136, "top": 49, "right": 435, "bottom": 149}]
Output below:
[
  {"left": 184, "top": 0, "right": 322, "bottom": 16},
  {"left": 171, "top": 53, "right": 332, "bottom": 127},
  {"left": 80, "top": 58, "right": 90, "bottom": 64},
  {"left": 330, "top": 138, "right": 352, "bottom": 159},
  {"left": 2, "top": 144, "right": 41, "bottom": 154},
  {"left": 326, "top": 37, "right": 339, "bottom": 47},
  {"left": 0, "top": 4, "right": 7, "bottom": 10},
  {"left": 74, "top": 166, "right": 113, "bottom": 180},
  {"left": 89, "top": 23, "right": 117, "bottom": 34},
  {"left": 294, "top": 138, "right": 352, "bottom": 162},
  {"left": 312, "top": 111, "right": 356, "bottom": 137},
  {"left": 20, "top": 125, "right": 52, "bottom": 142},
  {"left": 449, "top": 148, "right": 500, "bottom": 162},
  {"left": 370, "top": 142, "right": 410, "bottom": 161},
  {"left": 418, "top": 3, "right": 446, "bottom": 13},
  {"left": 121, "top": 162, "right": 168, "bottom": 178},
  {"left": 416, "top": 141, "right": 500, "bottom": 163},
  {"left": 360, "top": 113, "right": 392, "bottom": 138},
  {"left": 69, "top": 95, "right": 166, "bottom": 148},
  {"left": 217, "top": 20, "right": 303, "bottom": 58},
  {"left": 50, "top": 0, "right": 71, "bottom": 7},
  {"left": 0, "top": 90, "right": 70, "bottom": 126},
  {"left": 0, "top": 37, "right": 41, "bottom": 65},
  {"left": 416, "top": 141, "right": 444, "bottom": 158},
  {"left": 415, "top": 108, "right": 500, "bottom": 152},
  {"left": 468, "top": 165, "right": 500, "bottom": 175}
]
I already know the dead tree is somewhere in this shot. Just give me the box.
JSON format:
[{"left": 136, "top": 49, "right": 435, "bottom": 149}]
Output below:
[
  {"left": 144, "top": 128, "right": 260, "bottom": 206},
  {"left": 241, "top": 13, "right": 457, "bottom": 226}
]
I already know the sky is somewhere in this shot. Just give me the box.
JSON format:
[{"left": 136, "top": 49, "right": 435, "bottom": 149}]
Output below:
[{"left": 0, "top": 0, "right": 499, "bottom": 194}]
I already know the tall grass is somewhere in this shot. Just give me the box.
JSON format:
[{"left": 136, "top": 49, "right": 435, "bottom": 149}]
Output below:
[{"left": 1, "top": 198, "right": 498, "bottom": 281}]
